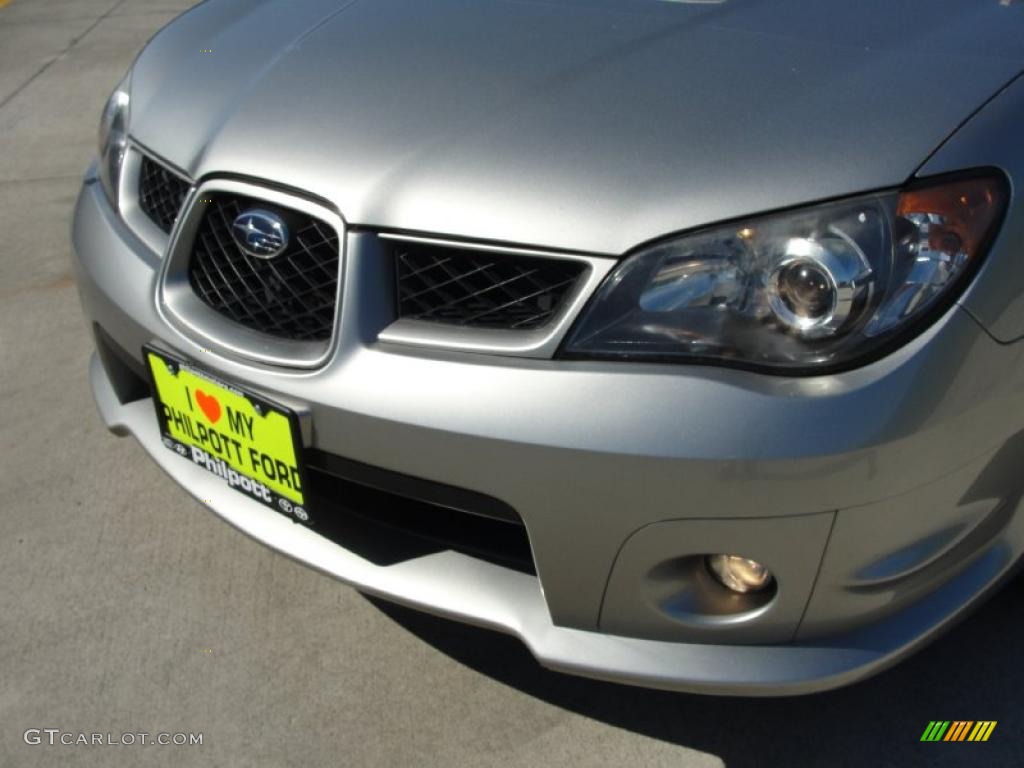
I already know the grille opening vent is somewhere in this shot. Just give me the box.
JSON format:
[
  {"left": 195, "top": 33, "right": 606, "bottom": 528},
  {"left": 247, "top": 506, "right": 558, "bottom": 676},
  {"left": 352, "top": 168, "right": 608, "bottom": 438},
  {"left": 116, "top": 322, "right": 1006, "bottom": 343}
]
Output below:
[
  {"left": 393, "top": 241, "right": 586, "bottom": 330},
  {"left": 138, "top": 156, "right": 191, "bottom": 234},
  {"left": 93, "top": 324, "right": 150, "bottom": 405},
  {"left": 187, "top": 194, "right": 341, "bottom": 342},
  {"left": 304, "top": 450, "right": 535, "bottom": 575}
]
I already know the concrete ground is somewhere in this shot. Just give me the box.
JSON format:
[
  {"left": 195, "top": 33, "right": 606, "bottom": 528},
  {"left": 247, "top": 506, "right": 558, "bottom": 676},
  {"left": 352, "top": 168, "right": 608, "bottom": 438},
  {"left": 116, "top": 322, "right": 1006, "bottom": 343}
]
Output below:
[{"left": 0, "top": 0, "right": 1022, "bottom": 766}]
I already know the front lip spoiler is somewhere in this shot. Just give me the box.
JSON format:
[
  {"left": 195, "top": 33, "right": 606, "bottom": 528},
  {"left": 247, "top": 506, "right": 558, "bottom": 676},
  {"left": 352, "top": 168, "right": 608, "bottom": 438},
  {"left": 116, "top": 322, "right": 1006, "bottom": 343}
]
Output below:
[{"left": 89, "top": 352, "right": 1015, "bottom": 696}]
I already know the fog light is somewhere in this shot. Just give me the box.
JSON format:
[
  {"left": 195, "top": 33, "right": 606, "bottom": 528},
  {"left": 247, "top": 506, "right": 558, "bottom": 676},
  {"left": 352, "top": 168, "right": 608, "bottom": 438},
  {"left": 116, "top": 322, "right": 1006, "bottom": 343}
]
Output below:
[{"left": 707, "top": 554, "right": 773, "bottom": 594}]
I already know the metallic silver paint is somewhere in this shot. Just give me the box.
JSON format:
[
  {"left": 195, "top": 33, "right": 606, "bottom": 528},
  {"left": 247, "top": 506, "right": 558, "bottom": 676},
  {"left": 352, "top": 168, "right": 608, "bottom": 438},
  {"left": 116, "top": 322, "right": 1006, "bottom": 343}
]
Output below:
[
  {"left": 921, "top": 74, "right": 1024, "bottom": 342},
  {"left": 84, "top": 351, "right": 1024, "bottom": 695},
  {"left": 130, "top": 0, "right": 1024, "bottom": 255},
  {"left": 73, "top": 162, "right": 1024, "bottom": 694},
  {"left": 600, "top": 513, "right": 836, "bottom": 643},
  {"left": 69, "top": 0, "right": 1024, "bottom": 694}
]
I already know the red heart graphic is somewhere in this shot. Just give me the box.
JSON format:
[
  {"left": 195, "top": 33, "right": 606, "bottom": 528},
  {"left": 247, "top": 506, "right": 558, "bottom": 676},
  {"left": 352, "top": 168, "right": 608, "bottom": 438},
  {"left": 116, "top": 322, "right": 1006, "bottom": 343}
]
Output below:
[{"left": 195, "top": 389, "right": 222, "bottom": 424}]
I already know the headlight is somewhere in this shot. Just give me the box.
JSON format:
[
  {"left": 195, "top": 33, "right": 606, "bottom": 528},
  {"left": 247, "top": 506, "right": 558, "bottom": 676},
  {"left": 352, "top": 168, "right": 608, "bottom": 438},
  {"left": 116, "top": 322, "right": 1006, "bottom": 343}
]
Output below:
[
  {"left": 561, "top": 172, "right": 1007, "bottom": 373},
  {"left": 97, "top": 73, "right": 131, "bottom": 207}
]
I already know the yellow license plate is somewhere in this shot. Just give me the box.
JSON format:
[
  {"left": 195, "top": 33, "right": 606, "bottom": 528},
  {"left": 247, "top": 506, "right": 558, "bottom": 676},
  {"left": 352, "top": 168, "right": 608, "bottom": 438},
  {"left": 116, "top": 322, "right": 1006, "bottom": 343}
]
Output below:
[{"left": 144, "top": 347, "right": 310, "bottom": 523}]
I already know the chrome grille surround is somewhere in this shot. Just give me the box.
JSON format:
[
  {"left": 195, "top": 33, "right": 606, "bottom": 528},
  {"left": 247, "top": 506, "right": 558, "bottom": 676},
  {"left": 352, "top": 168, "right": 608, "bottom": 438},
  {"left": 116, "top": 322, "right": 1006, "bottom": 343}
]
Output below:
[
  {"left": 156, "top": 179, "right": 346, "bottom": 369},
  {"left": 117, "top": 144, "right": 194, "bottom": 258}
]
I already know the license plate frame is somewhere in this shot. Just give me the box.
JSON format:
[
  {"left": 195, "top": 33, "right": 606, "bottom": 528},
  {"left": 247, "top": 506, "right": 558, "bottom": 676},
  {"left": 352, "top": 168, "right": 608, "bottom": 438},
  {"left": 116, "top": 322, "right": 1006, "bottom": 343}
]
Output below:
[{"left": 143, "top": 345, "right": 312, "bottom": 525}]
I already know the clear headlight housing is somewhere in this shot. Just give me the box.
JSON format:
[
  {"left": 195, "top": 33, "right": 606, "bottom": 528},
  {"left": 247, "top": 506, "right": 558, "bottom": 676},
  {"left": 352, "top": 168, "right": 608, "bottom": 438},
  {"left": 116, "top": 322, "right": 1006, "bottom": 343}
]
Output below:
[
  {"left": 97, "top": 73, "right": 131, "bottom": 207},
  {"left": 562, "top": 173, "right": 1007, "bottom": 373}
]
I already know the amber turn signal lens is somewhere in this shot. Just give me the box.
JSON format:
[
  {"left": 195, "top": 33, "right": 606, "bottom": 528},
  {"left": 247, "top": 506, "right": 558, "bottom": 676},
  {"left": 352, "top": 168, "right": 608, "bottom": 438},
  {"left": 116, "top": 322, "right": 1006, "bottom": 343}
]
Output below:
[{"left": 896, "top": 175, "right": 1005, "bottom": 260}]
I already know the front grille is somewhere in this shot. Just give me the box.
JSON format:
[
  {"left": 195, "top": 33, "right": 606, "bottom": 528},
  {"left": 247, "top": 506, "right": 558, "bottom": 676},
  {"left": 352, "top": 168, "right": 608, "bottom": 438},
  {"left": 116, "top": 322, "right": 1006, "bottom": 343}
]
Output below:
[
  {"left": 304, "top": 451, "right": 535, "bottom": 574},
  {"left": 393, "top": 241, "right": 586, "bottom": 330},
  {"left": 138, "top": 156, "right": 191, "bottom": 233},
  {"left": 187, "top": 194, "right": 341, "bottom": 342}
]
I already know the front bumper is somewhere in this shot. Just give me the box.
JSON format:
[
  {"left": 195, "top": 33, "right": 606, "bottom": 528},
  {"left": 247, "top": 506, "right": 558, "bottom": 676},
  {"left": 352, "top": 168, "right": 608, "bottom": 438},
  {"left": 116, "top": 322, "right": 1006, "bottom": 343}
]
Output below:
[{"left": 73, "top": 175, "right": 1024, "bottom": 695}]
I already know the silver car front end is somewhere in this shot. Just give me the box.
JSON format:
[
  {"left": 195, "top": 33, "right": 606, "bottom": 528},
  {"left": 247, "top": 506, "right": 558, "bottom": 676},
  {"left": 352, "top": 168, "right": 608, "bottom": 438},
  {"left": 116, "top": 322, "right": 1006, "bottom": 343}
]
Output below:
[
  {"left": 71, "top": 0, "right": 1024, "bottom": 695},
  {"left": 74, "top": 138, "right": 1024, "bottom": 697}
]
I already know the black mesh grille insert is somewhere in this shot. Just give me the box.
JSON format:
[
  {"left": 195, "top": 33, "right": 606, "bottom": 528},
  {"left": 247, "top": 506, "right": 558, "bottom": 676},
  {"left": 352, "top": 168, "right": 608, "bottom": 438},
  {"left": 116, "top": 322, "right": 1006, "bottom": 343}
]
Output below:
[
  {"left": 138, "top": 156, "right": 191, "bottom": 234},
  {"left": 394, "top": 241, "right": 586, "bottom": 330},
  {"left": 187, "top": 194, "right": 341, "bottom": 342}
]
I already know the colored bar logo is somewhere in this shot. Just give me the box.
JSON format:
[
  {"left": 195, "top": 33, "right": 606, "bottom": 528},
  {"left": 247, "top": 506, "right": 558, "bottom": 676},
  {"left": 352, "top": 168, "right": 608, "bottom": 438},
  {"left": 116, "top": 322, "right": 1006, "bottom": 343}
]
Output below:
[{"left": 920, "top": 721, "right": 997, "bottom": 742}]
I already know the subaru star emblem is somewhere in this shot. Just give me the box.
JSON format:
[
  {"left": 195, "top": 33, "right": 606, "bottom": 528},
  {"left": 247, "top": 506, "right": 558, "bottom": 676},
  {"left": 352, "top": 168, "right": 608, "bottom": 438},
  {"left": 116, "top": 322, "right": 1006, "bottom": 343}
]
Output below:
[{"left": 231, "top": 209, "right": 289, "bottom": 259}]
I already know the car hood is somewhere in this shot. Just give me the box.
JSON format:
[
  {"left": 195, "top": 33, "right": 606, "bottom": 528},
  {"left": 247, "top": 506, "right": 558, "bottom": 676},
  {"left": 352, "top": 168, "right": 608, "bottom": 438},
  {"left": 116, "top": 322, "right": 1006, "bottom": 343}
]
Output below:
[{"left": 130, "top": 0, "right": 1024, "bottom": 255}]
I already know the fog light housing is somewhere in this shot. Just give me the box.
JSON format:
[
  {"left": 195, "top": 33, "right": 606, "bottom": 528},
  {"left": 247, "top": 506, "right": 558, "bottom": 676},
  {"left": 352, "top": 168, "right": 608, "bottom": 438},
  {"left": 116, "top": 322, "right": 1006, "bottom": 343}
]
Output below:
[{"left": 706, "top": 554, "right": 774, "bottom": 594}]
